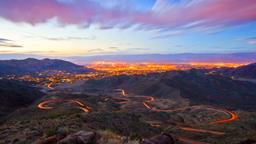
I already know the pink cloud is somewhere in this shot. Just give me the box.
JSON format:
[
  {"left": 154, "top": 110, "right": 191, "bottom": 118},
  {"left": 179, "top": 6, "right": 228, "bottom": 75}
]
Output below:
[
  {"left": 132, "top": 0, "right": 256, "bottom": 29},
  {"left": 0, "top": 0, "right": 100, "bottom": 24},
  {"left": 0, "top": 0, "right": 255, "bottom": 31}
]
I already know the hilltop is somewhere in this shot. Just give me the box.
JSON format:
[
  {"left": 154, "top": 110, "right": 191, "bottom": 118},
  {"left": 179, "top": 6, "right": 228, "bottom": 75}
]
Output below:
[{"left": 0, "top": 58, "right": 93, "bottom": 76}]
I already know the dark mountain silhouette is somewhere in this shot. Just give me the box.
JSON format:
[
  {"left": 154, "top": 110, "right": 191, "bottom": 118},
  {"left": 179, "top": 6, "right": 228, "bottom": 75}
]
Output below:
[
  {"left": 163, "top": 70, "right": 256, "bottom": 110},
  {"left": 0, "top": 58, "right": 93, "bottom": 76},
  {"left": 0, "top": 80, "right": 43, "bottom": 117},
  {"left": 227, "top": 63, "right": 256, "bottom": 79}
]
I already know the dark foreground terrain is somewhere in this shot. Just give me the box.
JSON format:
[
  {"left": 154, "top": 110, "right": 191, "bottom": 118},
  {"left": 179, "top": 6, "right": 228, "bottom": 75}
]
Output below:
[
  {"left": 0, "top": 80, "right": 43, "bottom": 118},
  {"left": 0, "top": 60, "right": 256, "bottom": 144}
]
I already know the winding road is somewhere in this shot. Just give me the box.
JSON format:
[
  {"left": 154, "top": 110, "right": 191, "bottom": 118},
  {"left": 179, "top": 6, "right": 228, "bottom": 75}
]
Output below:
[
  {"left": 139, "top": 91, "right": 238, "bottom": 125},
  {"left": 115, "top": 89, "right": 238, "bottom": 144},
  {"left": 37, "top": 88, "right": 238, "bottom": 144}
]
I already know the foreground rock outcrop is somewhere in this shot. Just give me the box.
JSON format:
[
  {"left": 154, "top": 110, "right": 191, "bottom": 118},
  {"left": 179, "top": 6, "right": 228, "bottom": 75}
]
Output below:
[
  {"left": 141, "top": 133, "right": 175, "bottom": 144},
  {"left": 58, "top": 131, "right": 97, "bottom": 144}
]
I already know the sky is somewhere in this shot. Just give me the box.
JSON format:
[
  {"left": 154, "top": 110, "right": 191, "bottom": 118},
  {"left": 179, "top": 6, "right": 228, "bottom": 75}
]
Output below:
[{"left": 0, "top": 0, "right": 256, "bottom": 58}]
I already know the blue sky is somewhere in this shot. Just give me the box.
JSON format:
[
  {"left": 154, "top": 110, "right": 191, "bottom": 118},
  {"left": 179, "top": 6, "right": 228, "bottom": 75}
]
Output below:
[{"left": 0, "top": 0, "right": 255, "bottom": 58}]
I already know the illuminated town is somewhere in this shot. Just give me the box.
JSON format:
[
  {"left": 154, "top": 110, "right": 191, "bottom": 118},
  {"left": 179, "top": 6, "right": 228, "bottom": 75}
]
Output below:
[{"left": 3, "top": 62, "right": 244, "bottom": 90}]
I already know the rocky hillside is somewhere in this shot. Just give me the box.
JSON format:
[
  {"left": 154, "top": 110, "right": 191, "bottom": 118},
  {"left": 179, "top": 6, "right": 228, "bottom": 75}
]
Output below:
[
  {"left": 163, "top": 70, "right": 256, "bottom": 110},
  {"left": 0, "top": 79, "right": 43, "bottom": 118},
  {"left": 227, "top": 63, "right": 256, "bottom": 79},
  {"left": 82, "top": 70, "right": 256, "bottom": 110}
]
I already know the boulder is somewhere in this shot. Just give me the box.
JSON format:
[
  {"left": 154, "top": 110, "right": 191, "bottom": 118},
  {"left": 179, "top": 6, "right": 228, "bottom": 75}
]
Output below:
[
  {"left": 38, "top": 135, "right": 64, "bottom": 144},
  {"left": 237, "top": 139, "right": 256, "bottom": 144},
  {"left": 58, "top": 131, "right": 96, "bottom": 144},
  {"left": 141, "top": 133, "right": 175, "bottom": 144}
]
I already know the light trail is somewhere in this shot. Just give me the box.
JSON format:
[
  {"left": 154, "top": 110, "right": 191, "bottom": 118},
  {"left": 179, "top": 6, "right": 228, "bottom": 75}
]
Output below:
[
  {"left": 46, "top": 82, "right": 54, "bottom": 89},
  {"left": 114, "top": 89, "right": 127, "bottom": 96},
  {"left": 37, "top": 99, "right": 61, "bottom": 110},
  {"left": 141, "top": 95, "right": 238, "bottom": 125},
  {"left": 143, "top": 102, "right": 152, "bottom": 109},
  {"left": 142, "top": 95, "right": 192, "bottom": 112},
  {"left": 68, "top": 99, "right": 85, "bottom": 107},
  {"left": 121, "top": 89, "right": 126, "bottom": 96},
  {"left": 208, "top": 108, "right": 238, "bottom": 124},
  {"left": 37, "top": 89, "right": 238, "bottom": 143},
  {"left": 67, "top": 99, "right": 90, "bottom": 113},
  {"left": 149, "top": 123, "right": 161, "bottom": 128},
  {"left": 78, "top": 106, "right": 90, "bottom": 113},
  {"left": 179, "top": 127, "right": 225, "bottom": 135},
  {"left": 125, "top": 90, "right": 237, "bottom": 142},
  {"left": 37, "top": 99, "right": 89, "bottom": 113},
  {"left": 142, "top": 96, "right": 154, "bottom": 109}
]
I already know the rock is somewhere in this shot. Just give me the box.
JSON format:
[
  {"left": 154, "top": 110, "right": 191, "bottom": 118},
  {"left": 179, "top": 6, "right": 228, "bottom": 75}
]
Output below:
[
  {"left": 23, "top": 128, "right": 42, "bottom": 138},
  {"left": 57, "top": 127, "right": 69, "bottom": 136},
  {"left": 38, "top": 135, "right": 64, "bottom": 144},
  {"left": 140, "top": 133, "right": 175, "bottom": 144},
  {"left": 237, "top": 139, "right": 256, "bottom": 144},
  {"left": 58, "top": 131, "right": 96, "bottom": 144}
]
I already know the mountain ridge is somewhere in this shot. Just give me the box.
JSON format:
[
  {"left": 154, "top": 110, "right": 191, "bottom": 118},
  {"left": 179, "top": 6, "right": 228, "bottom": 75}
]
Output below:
[
  {"left": 0, "top": 58, "right": 93, "bottom": 76},
  {"left": 67, "top": 53, "right": 256, "bottom": 64}
]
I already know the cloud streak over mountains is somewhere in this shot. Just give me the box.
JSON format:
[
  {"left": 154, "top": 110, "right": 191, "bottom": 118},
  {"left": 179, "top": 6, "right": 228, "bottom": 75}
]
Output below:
[
  {"left": 40, "top": 36, "right": 96, "bottom": 41},
  {"left": 247, "top": 37, "right": 256, "bottom": 45},
  {"left": 0, "top": 0, "right": 255, "bottom": 31},
  {"left": 0, "top": 38, "right": 22, "bottom": 48}
]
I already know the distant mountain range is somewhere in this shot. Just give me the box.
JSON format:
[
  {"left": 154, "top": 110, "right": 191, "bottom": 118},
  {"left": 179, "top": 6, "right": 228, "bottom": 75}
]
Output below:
[
  {"left": 1, "top": 53, "right": 256, "bottom": 64},
  {"left": 67, "top": 53, "right": 256, "bottom": 64},
  {"left": 0, "top": 58, "right": 93, "bottom": 76}
]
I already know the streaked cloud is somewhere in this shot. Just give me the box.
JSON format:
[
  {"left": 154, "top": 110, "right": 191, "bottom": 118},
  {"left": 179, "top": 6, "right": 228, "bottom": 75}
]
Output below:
[
  {"left": 0, "top": 38, "right": 22, "bottom": 48},
  {"left": 0, "top": 38, "right": 12, "bottom": 42},
  {"left": 108, "top": 46, "right": 119, "bottom": 50},
  {"left": 151, "top": 31, "right": 184, "bottom": 39},
  {"left": 87, "top": 48, "right": 105, "bottom": 53},
  {"left": 0, "top": 43, "right": 22, "bottom": 48},
  {"left": 247, "top": 37, "right": 256, "bottom": 45},
  {"left": 39, "top": 36, "right": 96, "bottom": 41},
  {"left": 0, "top": 50, "right": 14, "bottom": 53},
  {"left": 0, "top": 0, "right": 255, "bottom": 32},
  {"left": 130, "top": 48, "right": 148, "bottom": 51}
]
